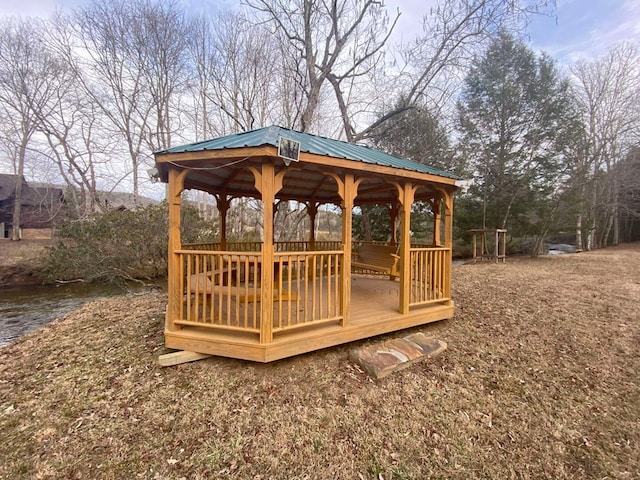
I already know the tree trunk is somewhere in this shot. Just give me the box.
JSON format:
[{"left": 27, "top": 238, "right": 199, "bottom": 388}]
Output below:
[
  {"left": 587, "top": 217, "right": 596, "bottom": 251},
  {"left": 11, "top": 139, "right": 28, "bottom": 241},
  {"left": 575, "top": 214, "right": 583, "bottom": 252},
  {"left": 612, "top": 177, "right": 620, "bottom": 245},
  {"left": 11, "top": 175, "right": 23, "bottom": 241},
  {"left": 361, "top": 206, "right": 373, "bottom": 242}
]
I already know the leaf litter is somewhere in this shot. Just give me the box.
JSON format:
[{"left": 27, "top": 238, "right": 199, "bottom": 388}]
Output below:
[{"left": 1, "top": 244, "right": 639, "bottom": 479}]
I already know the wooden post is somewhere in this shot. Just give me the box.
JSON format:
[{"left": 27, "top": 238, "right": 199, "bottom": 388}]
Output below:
[
  {"left": 432, "top": 197, "right": 442, "bottom": 246},
  {"left": 216, "top": 194, "right": 230, "bottom": 250},
  {"left": 259, "top": 163, "right": 276, "bottom": 344},
  {"left": 167, "top": 167, "right": 187, "bottom": 332},
  {"left": 472, "top": 231, "right": 477, "bottom": 262},
  {"left": 307, "top": 202, "right": 318, "bottom": 250},
  {"left": 273, "top": 200, "right": 279, "bottom": 243},
  {"left": 398, "top": 183, "right": 417, "bottom": 315},
  {"left": 341, "top": 174, "right": 357, "bottom": 326},
  {"left": 443, "top": 190, "right": 454, "bottom": 300},
  {"left": 389, "top": 203, "right": 399, "bottom": 245},
  {"left": 248, "top": 163, "right": 287, "bottom": 344},
  {"left": 443, "top": 191, "right": 453, "bottom": 249}
]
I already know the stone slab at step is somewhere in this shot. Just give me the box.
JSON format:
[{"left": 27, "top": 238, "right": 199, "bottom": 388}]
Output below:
[{"left": 350, "top": 332, "right": 447, "bottom": 379}]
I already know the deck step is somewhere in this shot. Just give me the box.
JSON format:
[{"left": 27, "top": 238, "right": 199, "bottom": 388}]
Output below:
[{"left": 349, "top": 332, "right": 447, "bottom": 379}]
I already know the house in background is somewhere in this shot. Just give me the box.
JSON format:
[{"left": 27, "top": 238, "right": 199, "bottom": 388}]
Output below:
[{"left": 0, "top": 174, "right": 65, "bottom": 239}]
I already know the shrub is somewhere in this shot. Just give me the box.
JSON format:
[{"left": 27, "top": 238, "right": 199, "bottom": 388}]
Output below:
[{"left": 41, "top": 202, "right": 211, "bottom": 284}]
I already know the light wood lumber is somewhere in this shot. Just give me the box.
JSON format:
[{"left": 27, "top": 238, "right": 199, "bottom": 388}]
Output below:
[
  {"left": 351, "top": 244, "right": 400, "bottom": 277},
  {"left": 158, "top": 350, "right": 212, "bottom": 367},
  {"left": 259, "top": 162, "right": 275, "bottom": 344},
  {"left": 165, "top": 302, "right": 454, "bottom": 363},
  {"left": 155, "top": 147, "right": 459, "bottom": 186}
]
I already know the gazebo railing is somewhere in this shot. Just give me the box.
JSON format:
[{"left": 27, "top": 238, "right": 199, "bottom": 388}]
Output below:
[
  {"left": 409, "top": 247, "right": 451, "bottom": 306},
  {"left": 183, "top": 241, "right": 261, "bottom": 252},
  {"left": 175, "top": 250, "right": 263, "bottom": 333},
  {"left": 273, "top": 250, "right": 344, "bottom": 332},
  {"left": 183, "top": 240, "right": 342, "bottom": 252},
  {"left": 173, "top": 248, "right": 344, "bottom": 337},
  {"left": 172, "top": 244, "right": 448, "bottom": 336}
]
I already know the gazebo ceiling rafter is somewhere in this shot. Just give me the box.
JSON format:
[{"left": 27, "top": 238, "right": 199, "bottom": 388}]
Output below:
[
  {"left": 177, "top": 165, "right": 453, "bottom": 207},
  {"left": 220, "top": 168, "right": 243, "bottom": 191}
]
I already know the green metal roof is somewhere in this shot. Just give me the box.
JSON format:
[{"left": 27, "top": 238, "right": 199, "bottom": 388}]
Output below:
[{"left": 156, "top": 125, "right": 460, "bottom": 180}]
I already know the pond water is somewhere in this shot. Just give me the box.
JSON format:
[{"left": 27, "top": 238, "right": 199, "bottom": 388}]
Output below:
[{"left": 0, "top": 281, "right": 165, "bottom": 348}]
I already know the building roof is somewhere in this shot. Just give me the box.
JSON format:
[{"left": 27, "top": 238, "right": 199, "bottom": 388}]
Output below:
[
  {"left": 0, "top": 175, "right": 64, "bottom": 205},
  {"left": 156, "top": 126, "right": 460, "bottom": 180},
  {"left": 0, "top": 174, "right": 21, "bottom": 201}
]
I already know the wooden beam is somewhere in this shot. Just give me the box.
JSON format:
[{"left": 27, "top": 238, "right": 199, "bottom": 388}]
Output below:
[
  {"left": 259, "top": 162, "right": 275, "bottom": 344},
  {"left": 389, "top": 203, "right": 399, "bottom": 244},
  {"left": 156, "top": 147, "right": 459, "bottom": 187},
  {"left": 216, "top": 194, "right": 231, "bottom": 250},
  {"left": 357, "top": 183, "right": 396, "bottom": 196},
  {"left": 340, "top": 173, "right": 357, "bottom": 326},
  {"left": 167, "top": 167, "right": 188, "bottom": 332},
  {"left": 310, "top": 177, "right": 328, "bottom": 198},
  {"left": 431, "top": 197, "right": 442, "bottom": 247},
  {"left": 307, "top": 202, "right": 318, "bottom": 250},
  {"left": 221, "top": 168, "right": 242, "bottom": 190},
  {"left": 442, "top": 189, "right": 454, "bottom": 300},
  {"left": 443, "top": 190, "right": 454, "bottom": 249},
  {"left": 192, "top": 169, "right": 228, "bottom": 185},
  {"left": 397, "top": 182, "right": 417, "bottom": 315},
  {"left": 158, "top": 350, "right": 212, "bottom": 367},
  {"left": 155, "top": 147, "right": 268, "bottom": 164}
]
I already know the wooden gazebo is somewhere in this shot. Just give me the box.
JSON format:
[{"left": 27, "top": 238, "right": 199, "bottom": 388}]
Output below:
[{"left": 154, "top": 126, "right": 459, "bottom": 362}]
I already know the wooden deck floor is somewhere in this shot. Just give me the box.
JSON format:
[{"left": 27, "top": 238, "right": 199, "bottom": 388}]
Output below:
[
  {"left": 350, "top": 275, "right": 400, "bottom": 321},
  {"left": 166, "top": 275, "right": 454, "bottom": 362}
]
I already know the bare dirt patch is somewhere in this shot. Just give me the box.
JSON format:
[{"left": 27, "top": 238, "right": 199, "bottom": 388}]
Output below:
[{"left": 1, "top": 245, "right": 639, "bottom": 479}]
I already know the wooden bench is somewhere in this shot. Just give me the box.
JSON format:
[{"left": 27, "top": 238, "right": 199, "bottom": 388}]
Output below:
[{"left": 352, "top": 244, "right": 400, "bottom": 280}]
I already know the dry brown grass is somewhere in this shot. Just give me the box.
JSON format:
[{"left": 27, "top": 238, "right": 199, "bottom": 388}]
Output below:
[
  {"left": 0, "top": 239, "right": 51, "bottom": 285},
  {"left": 1, "top": 245, "right": 639, "bottom": 479}
]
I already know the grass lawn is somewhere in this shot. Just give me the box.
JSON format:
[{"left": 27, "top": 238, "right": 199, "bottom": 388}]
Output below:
[{"left": 1, "top": 244, "right": 639, "bottom": 479}]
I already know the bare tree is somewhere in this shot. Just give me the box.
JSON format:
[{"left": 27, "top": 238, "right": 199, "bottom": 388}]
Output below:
[
  {"left": 246, "top": 0, "right": 400, "bottom": 138},
  {"left": 185, "top": 14, "right": 219, "bottom": 141},
  {"left": 246, "top": 0, "right": 553, "bottom": 141},
  {"left": 134, "top": 0, "right": 190, "bottom": 151},
  {"left": 0, "top": 18, "right": 66, "bottom": 240},
  {"left": 34, "top": 70, "right": 116, "bottom": 217},
  {"left": 187, "top": 11, "right": 285, "bottom": 136},
  {"left": 51, "top": 0, "right": 189, "bottom": 206},
  {"left": 571, "top": 43, "right": 640, "bottom": 249}
]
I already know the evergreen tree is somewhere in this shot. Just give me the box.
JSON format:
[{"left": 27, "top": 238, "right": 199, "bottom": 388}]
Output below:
[
  {"left": 457, "top": 32, "right": 578, "bottom": 241},
  {"left": 372, "top": 98, "right": 455, "bottom": 173},
  {"left": 353, "top": 99, "right": 460, "bottom": 243}
]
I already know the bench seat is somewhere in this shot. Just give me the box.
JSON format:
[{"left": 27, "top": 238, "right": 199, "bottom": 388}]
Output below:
[{"left": 352, "top": 244, "right": 399, "bottom": 279}]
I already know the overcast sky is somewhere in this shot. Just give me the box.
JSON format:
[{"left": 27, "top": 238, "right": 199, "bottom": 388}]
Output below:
[{"left": 2, "top": 0, "right": 638, "bottom": 65}]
